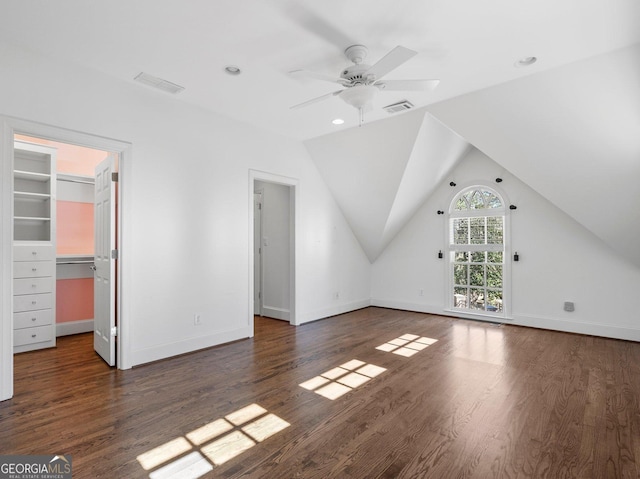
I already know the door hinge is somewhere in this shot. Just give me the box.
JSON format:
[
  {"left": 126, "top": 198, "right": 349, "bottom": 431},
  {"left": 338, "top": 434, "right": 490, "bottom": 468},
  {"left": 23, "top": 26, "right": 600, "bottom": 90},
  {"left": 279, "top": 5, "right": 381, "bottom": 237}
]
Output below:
[
  {"left": 258, "top": 202, "right": 262, "bottom": 210},
  {"left": 111, "top": 326, "right": 118, "bottom": 336},
  {"left": 111, "top": 249, "right": 118, "bottom": 259},
  {"left": 111, "top": 172, "right": 119, "bottom": 182},
  {"left": 258, "top": 247, "right": 261, "bottom": 255},
  {"left": 258, "top": 292, "right": 261, "bottom": 300}
]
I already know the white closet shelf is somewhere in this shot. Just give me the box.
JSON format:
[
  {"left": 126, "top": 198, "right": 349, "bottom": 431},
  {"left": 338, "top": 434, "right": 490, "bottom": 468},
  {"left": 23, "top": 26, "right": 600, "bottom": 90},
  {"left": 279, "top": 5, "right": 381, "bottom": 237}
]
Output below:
[
  {"left": 14, "top": 170, "right": 51, "bottom": 181},
  {"left": 14, "top": 191, "right": 51, "bottom": 200},
  {"left": 14, "top": 216, "right": 51, "bottom": 223}
]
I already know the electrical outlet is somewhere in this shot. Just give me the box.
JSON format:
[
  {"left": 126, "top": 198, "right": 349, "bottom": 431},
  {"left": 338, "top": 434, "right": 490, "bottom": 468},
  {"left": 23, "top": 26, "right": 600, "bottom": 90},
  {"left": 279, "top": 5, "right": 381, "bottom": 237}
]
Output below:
[
  {"left": 194, "top": 313, "right": 202, "bottom": 325},
  {"left": 563, "top": 302, "right": 575, "bottom": 312}
]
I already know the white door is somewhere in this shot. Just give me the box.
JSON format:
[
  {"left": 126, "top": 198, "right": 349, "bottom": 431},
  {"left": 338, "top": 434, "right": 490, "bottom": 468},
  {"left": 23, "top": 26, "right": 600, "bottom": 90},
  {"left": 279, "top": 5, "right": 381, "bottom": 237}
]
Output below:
[
  {"left": 254, "top": 192, "right": 262, "bottom": 315},
  {"left": 94, "top": 155, "right": 116, "bottom": 366}
]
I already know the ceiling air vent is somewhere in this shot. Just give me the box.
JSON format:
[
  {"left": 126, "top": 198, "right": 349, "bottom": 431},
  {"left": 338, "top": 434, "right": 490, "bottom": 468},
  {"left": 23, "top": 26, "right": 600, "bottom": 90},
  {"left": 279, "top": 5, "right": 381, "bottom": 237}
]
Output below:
[
  {"left": 134, "top": 72, "right": 185, "bottom": 94},
  {"left": 383, "top": 100, "right": 414, "bottom": 114}
]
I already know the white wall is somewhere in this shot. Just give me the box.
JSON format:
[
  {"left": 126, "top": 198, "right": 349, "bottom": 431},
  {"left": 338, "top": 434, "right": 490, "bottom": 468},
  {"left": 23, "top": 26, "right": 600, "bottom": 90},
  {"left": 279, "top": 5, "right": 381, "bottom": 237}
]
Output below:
[
  {"left": 0, "top": 41, "right": 371, "bottom": 380},
  {"left": 372, "top": 148, "right": 640, "bottom": 341},
  {"left": 255, "top": 181, "right": 291, "bottom": 320}
]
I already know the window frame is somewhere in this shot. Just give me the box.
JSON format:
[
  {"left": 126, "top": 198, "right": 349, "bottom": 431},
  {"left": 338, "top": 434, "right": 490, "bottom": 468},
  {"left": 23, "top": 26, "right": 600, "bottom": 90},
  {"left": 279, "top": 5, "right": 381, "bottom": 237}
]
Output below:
[{"left": 445, "top": 184, "right": 511, "bottom": 319}]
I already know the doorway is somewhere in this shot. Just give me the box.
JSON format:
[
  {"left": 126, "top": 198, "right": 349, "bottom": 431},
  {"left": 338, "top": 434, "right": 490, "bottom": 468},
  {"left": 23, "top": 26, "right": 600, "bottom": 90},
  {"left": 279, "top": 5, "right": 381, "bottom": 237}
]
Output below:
[
  {"left": 0, "top": 117, "right": 131, "bottom": 401},
  {"left": 249, "top": 171, "right": 297, "bottom": 335}
]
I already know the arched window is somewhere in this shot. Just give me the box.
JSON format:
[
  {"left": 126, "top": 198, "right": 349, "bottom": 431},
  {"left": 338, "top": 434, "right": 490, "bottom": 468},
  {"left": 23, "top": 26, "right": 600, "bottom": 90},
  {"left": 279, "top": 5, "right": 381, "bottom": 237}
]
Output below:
[{"left": 449, "top": 186, "right": 507, "bottom": 316}]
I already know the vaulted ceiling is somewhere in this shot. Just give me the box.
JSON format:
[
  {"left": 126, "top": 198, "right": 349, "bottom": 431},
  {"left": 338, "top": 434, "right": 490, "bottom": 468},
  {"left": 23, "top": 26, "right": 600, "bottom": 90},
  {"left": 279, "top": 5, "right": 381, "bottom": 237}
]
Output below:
[{"left": 1, "top": 0, "right": 639, "bottom": 265}]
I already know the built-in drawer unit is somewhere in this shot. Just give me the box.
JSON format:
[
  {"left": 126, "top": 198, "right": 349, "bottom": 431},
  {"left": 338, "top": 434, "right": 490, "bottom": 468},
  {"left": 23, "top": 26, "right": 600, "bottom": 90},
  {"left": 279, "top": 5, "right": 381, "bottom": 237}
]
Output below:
[
  {"left": 14, "top": 244, "right": 54, "bottom": 262},
  {"left": 14, "top": 325, "right": 54, "bottom": 347},
  {"left": 14, "top": 309, "right": 53, "bottom": 330},
  {"left": 13, "top": 292, "right": 54, "bottom": 313},
  {"left": 13, "top": 261, "right": 55, "bottom": 279},
  {"left": 13, "top": 277, "right": 53, "bottom": 295}
]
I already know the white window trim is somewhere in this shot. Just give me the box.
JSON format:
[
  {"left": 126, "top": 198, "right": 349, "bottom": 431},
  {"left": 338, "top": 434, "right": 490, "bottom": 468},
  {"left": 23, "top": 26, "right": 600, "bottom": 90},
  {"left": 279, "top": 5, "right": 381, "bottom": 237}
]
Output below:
[{"left": 443, "top": 183, "right": 513, "bottom": 321}]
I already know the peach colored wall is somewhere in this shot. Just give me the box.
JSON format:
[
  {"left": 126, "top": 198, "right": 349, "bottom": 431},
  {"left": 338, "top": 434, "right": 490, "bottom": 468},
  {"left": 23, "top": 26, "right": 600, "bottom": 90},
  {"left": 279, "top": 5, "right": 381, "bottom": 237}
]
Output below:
[
  {"left": 57, "top": 201, "right": 94, "bottom": 255},
  {"left": 15, "top": 134, "right": 109, "bottom": 176},
  {"left": 56, "top": 278, "right": 94, "bottom": 322}
]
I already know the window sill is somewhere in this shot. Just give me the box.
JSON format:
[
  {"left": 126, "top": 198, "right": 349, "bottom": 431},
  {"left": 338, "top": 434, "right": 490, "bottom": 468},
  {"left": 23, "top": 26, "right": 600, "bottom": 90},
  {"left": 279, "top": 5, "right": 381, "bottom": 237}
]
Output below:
[{"left": 443, "top": 308, "right": 513, "bottom": 323}]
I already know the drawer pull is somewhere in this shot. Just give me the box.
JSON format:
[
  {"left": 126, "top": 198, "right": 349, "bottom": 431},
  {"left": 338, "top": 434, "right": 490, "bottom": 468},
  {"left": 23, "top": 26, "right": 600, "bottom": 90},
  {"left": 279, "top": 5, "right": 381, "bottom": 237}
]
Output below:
[
  {"left": 31, "top": 334, "right": 36, "bottom": 338},
  {"left": 32, "top": 251, "right": 37, "bottom": 255},
  {"left": 31, "top": 301, "right": 37, "bottom": 305},
  {"left": 32, "top": 284, "right": 37, "bottom": 288},
  {"left": 31, "top": 268, "right": 37, "bottom": 272},
  {"left": 31, "top": 317, "right": 37, "bottom": 322}
]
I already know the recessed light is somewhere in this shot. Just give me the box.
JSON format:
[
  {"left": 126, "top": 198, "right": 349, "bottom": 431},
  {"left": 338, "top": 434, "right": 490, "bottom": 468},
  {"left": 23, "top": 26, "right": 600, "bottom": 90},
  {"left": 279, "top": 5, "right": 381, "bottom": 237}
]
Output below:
[
  {"left": 332, "top": 118, "right": 344, "bottom": 125},
  {"left": 224, "top": 65, "right": 241, "bottom": 75},
  {"left": 515, "top": 56, "right": 537, "bottom": 68}
]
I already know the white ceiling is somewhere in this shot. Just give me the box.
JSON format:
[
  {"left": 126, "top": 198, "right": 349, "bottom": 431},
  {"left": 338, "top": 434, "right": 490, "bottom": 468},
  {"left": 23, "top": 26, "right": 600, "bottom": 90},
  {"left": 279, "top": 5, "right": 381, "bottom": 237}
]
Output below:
[
  {"left": 1, "top": 0, "right": 639, "bottom": 140},
  {"left": 1, "top": 0, "right": 639, "bottom": 265}
]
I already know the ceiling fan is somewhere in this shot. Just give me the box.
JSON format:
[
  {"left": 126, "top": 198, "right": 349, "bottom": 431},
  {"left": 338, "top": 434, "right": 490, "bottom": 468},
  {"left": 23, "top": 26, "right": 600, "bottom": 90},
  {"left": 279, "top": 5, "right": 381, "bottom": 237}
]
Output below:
[{"left": 290, "top": 44, "right": 439, "bottom": 124}]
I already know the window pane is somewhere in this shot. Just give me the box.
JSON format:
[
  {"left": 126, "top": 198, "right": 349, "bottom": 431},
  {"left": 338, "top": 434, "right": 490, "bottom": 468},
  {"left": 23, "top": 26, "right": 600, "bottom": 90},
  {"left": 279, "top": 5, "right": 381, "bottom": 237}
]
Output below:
[
  {"left": 470, "top": 217, "right": 485, "bottom": 244},
  {"left": 469, "top": 288, "right": 484, "bottom": 310},
  {"left": 471, "top": 252, "right": 485, "bottom": 263},
  {"left": 484, "top": 191, "right": 502, "bottom": 209},
  {"left": 454, "top": 264, "right": 468, "bottom": 285},
  {"left": 487, "top": 290, "right": 503, "bottom": 312},
  {"left": 453, "top": 218, "right": 469, "bottom": 244},
  {"left": 470, "top": 190, "right": 484, "bottom": 209},
  {"left": 469, "top": 264, "right": 485, "bottom": 286},
  {"left": 455, "top": 251, "right": 469, "bottom": 263},
  {"left": 455, "top": 197, "right": 467, "bottom": 211},
  {"left": 487, "top": 265, "right": 502, "bottom": 288},
  {"left": 487, "top": 217, "right": 503, "bottom": 244},
  {"left": 487, "top": 251, "right": 503, "bottom": 263},
  {"left": 454, "top": 287, "right": 468, "bottom": 308}
]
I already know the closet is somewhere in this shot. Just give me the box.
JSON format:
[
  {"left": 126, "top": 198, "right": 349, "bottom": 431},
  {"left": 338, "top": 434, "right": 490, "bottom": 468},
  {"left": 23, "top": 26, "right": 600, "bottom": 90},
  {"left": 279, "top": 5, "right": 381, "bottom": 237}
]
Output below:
[{"left": 12, "top": 135, "right": 105, "bottom": 353}]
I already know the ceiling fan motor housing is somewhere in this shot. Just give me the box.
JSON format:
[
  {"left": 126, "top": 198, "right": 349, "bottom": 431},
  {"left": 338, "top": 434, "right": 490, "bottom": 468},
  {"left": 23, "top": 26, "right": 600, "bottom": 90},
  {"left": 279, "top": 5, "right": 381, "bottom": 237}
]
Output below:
[{"left": 340, "top": 64, "right": 374, "bottom": 84}]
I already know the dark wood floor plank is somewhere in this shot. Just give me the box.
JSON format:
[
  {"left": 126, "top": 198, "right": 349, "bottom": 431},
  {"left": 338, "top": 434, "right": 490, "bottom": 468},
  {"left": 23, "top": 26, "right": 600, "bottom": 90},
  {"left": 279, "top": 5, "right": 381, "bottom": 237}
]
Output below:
[{"left": 2, "top": 308, "right": 640, "bottom": 478}]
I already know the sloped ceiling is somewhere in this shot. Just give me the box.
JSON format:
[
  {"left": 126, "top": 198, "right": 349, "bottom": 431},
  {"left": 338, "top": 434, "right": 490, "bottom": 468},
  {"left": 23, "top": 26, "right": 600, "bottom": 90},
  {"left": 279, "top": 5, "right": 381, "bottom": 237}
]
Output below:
[
  {"left": 428, "top": 43, "right": 640, "bottom": 267},
  {"left": 305, "top": 109, "right": 469, "bottom": 261}
]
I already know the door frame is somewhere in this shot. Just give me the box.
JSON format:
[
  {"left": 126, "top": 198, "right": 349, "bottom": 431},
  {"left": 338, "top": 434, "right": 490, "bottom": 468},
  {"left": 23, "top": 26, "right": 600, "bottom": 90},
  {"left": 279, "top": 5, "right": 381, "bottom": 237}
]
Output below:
[
  {"left": 248, "top": 170, "right": 297, "bottom": 335},
  {"left": 253, "top": 189, "right": 263, "bottom": 317},
  {"left": 0, "top": 116, "right": 132, "bottom": 401}
]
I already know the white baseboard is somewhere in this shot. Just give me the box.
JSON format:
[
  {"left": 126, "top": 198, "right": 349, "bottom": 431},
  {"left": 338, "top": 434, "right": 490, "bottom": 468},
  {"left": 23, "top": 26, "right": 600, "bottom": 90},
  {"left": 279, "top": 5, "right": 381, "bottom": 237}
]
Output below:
[
  {"left": 371, "top": 297, "right": 640, "bottom": 342},
  {"left": 56, "top": 319, "right": 94, "bottom": 337},
  {"left": 511, "top": 314, "right": 640, "bottom": 342},
  {"left": 261, "top": 306, "right": 290, "bottom": 321},
  {"left": 131, "top": 326, "right": 251, "bottom": 367},
  {"left": 298, "top": 298, "right": 371, "bottom": 324}
]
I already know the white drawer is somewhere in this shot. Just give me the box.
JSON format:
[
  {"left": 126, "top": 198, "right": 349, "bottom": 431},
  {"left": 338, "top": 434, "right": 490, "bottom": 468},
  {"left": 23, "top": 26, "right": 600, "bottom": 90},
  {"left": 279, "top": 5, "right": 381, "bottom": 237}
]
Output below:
[
  {"left": 14, "top": 309, "right": 53, "bottom": 329},
  {"left": 13, "top": 293, "right": 53, "bottom": 312},
  {"left": 14, "top": 325, "right": 54, "bottom": 347},
  {"left": 13, "top": 261, "right": 55, "bottom": 278},
  {"left": 14, "top": 244, "right": 54, "bottom": 262},
  {"left": 14, "top": 277, "right": 53, "bottom": 295}
]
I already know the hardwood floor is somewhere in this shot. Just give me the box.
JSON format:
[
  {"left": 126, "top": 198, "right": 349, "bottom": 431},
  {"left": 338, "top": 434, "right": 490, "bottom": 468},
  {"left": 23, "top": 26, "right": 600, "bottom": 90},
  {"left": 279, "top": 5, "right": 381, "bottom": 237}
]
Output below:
[{"left": 2, "top": 307, "right": 640, "bottom": 478}]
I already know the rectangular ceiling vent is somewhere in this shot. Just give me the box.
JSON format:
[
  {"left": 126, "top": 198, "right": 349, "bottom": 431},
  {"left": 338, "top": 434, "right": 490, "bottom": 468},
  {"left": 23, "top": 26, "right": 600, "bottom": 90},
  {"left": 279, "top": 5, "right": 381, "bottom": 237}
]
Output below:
[
  {"left": 383, "top": 100, "right": 414, "bottom": 114},
  {"left": 134, "top": 72, "right": 185, "bottom": 94}
]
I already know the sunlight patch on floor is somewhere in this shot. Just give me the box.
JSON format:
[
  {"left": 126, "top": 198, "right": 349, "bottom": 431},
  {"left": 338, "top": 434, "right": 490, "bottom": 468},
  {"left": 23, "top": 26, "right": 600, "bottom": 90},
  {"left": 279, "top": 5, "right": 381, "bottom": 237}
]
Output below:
[
  {"left": 376, "top": 334, "right": 438, "bottom": 357},
  {"left": 137, "top": 403, "right": 290, "bottom": 478},
  {"left": 300, "top": 359, "right": 386, "bottom": 400}
]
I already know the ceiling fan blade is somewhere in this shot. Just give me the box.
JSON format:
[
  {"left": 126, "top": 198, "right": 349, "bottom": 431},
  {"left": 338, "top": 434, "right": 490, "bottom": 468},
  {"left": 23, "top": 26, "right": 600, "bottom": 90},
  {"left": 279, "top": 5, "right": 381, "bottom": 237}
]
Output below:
[
  {"left": 289, "top": 69, "right": 349, "bottom": 86},
  {"left": 365, "top": 45, "right": 418, "bottom": 81},
  {"left": 283, "top": 4, "right": 356, "bottom": 51},
  {"left": 290, "top": 90, "right": 342, "bottom": 110},
  {"left": 376, "top": 79, "right": 440, "bottom": 91}
]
